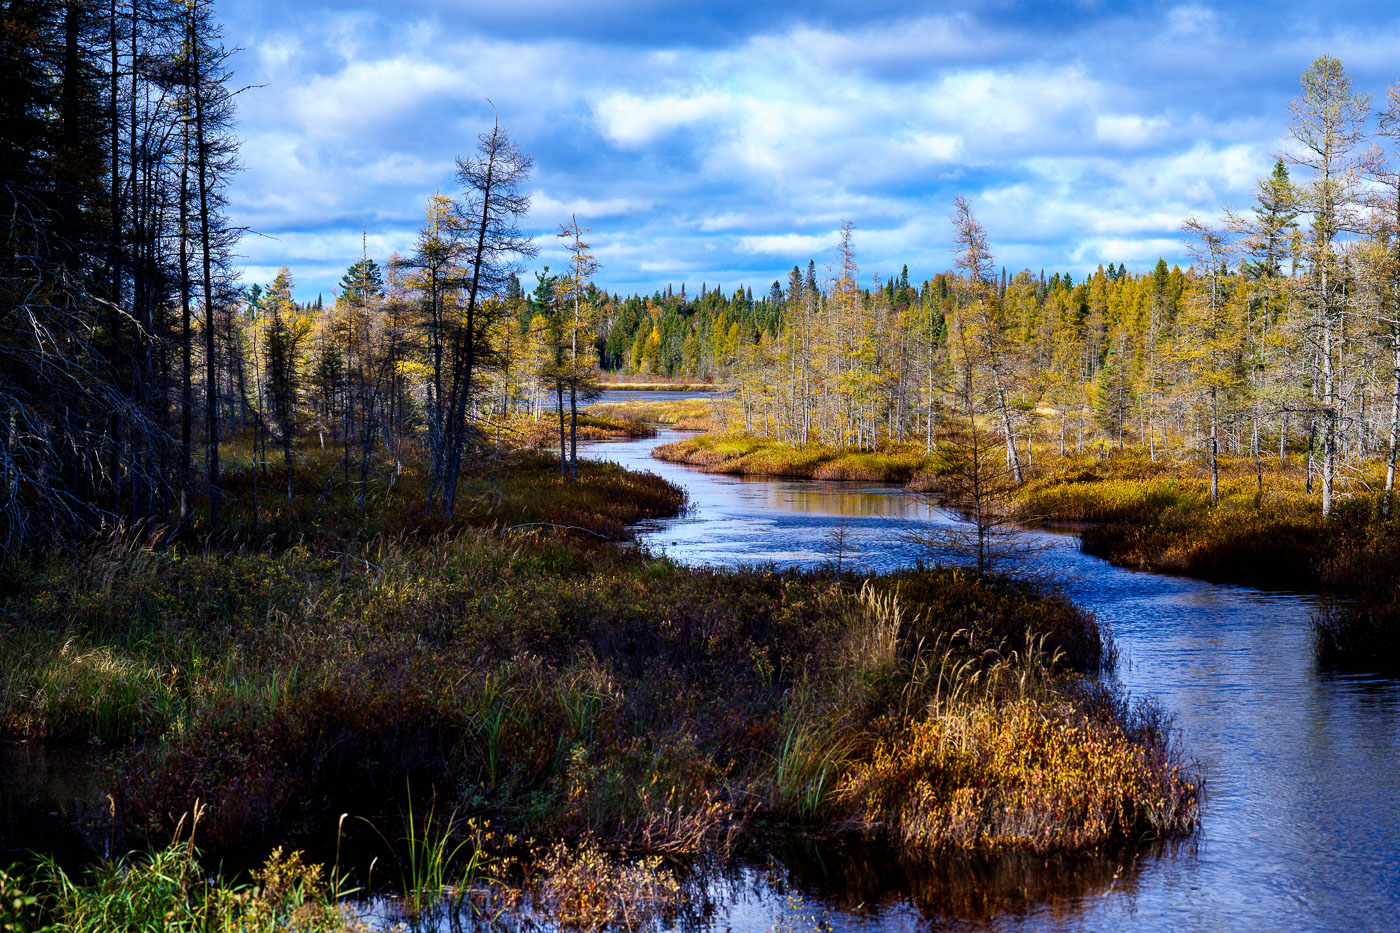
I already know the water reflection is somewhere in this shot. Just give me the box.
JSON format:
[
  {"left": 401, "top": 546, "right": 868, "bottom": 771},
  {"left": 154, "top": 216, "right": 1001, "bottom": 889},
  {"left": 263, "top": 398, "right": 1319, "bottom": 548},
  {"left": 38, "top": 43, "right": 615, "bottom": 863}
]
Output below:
[
  {"left": 354, "top": 844, "right": 1153, "bottom": 933},
  {"left": 581, "top": 430, "right": 1400, "bottom": 933},
  {"left": 724, "top": 478, "right": 939, "bottom": 518},
  {"left": 0, "top": 742, "right": 108, "bottom": 865}
]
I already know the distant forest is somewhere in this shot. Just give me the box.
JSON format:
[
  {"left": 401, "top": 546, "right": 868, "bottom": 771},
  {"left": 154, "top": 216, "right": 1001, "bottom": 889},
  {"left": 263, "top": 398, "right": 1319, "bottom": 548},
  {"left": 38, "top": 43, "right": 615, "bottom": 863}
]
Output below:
[{"left": 4, "top": 0, "right": 1397, "bottom": 553}]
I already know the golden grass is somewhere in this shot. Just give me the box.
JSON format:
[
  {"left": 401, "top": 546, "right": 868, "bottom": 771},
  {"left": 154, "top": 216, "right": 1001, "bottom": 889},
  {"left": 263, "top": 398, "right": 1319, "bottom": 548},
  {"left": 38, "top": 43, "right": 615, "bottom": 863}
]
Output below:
[
  {"left": 585, "top": 399, "right": 721, "bottom": 431},
  {"left": 653, "top": 434, "right": 938, "bottom": 483}
]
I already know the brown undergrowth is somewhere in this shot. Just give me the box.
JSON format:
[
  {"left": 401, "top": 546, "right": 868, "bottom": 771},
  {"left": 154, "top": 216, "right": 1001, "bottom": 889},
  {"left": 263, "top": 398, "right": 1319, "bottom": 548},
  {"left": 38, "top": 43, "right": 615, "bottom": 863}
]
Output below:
[
  {"left": 0, "top": 493, "right": 1190, "bottom": 863},
  {"left": 0, "top": 438, "right": 1200, "bottom": 928}
]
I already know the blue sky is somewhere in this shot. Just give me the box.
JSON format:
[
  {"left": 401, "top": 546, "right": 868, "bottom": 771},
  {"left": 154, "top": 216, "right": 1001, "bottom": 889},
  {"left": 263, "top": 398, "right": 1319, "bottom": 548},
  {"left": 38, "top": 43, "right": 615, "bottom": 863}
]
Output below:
[{"left": 223, "top": 0, "right": 1400, "bottom": 302}]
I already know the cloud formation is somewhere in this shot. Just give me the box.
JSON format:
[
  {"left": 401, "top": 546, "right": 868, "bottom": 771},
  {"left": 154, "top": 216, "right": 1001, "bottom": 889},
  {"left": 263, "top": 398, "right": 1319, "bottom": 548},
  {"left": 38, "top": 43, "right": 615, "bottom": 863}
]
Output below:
[{"left": 220, "top": 1, "right": 1400, "bottom": 300}]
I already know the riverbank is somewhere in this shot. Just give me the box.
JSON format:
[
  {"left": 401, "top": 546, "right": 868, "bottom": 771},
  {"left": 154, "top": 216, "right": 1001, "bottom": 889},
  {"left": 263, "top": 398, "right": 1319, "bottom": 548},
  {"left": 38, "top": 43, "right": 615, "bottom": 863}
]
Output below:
[
  {"left": 597, "top": 378, "right": 726, "bottom": 392},
  {"left": 1024, "top": 454, "right": 1400, "bottom": 670},
  {"left": 653, "top": 433, "right": 939, "bottom": 482},
  {"left": 506, "top": 411, "right": 657, "bottom": 450},
  {"left": 585, "top": 398, "right": 720, "bottom": 431},
  {"left": 652, "top": 431, "right": 1400, "bottom": 588},
  {"left": 0, "top": 439, "right": 1197, "bottom": 929},
  {"left": 654, "top": 432, "right": 1400, "bottom": 670}
]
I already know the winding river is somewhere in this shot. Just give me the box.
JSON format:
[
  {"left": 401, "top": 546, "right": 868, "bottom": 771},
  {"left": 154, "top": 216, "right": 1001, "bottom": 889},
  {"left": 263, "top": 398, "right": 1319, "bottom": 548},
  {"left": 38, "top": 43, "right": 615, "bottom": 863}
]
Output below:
[{"left": 580, "top": 428, "right": 1400, "bottom": 933}]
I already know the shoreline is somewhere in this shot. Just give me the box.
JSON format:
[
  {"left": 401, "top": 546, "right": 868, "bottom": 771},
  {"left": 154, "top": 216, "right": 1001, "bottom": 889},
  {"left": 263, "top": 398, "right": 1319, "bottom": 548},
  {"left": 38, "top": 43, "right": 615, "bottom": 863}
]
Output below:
[
  {"left": 1, "top": 440, "right": 1198, "bottom": 928},
  {"left": 648, "top": 432, "right": 1400, "bottom": 611}
]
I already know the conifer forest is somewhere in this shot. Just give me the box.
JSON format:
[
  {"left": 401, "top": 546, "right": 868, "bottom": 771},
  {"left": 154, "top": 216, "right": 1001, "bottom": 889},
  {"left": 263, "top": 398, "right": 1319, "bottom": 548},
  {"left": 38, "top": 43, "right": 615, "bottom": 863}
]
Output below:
[{"left": 3, "top": 2, "right": 1400, "bottom": 931}]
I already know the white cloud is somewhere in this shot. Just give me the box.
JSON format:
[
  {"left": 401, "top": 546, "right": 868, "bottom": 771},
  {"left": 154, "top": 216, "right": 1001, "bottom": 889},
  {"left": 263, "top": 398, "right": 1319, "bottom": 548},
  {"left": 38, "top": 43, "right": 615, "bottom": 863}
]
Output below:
[
  {"left": 221, "top": 2, "right": 1386, "bottom": 296},
  {"left": 698, "top": 212, "right": 749, "bottom": 232},
  {"left": 776, "top": 15, "right": 1010, "bottom": 71},
  {"left": 919, "top": 65, "right": 1102, "bottom": 147},
  {"left": 1095, "top": 113, "right": 1167, "bottom": 148},
  {"left": 593, "top": 92, "right": 732, "bottom": 146},
  {"left": 284, "top": 58, "right": 462, "bottom": 140},
  {"left": 1167, "top": 4, "right": 1219, "bottom": 38},
  {"left": 736, "top": 232, "right": 839, "bottom": 255},
  {"left": 1070, "top": 237, "right": 1185, "bottom": 265},
  {"left": 531, "top": 191, "right": 653, "bottom": 221}
]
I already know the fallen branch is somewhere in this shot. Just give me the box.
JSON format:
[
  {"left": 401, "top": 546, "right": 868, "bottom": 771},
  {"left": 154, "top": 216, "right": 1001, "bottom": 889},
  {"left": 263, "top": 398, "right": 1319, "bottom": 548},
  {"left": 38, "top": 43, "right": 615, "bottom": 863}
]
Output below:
[
  {"left": 330, "top": 549, "right": 385, "bottom": 572},
  {"left": 504, "top": 522, "right": 609, "bottom": 539}
]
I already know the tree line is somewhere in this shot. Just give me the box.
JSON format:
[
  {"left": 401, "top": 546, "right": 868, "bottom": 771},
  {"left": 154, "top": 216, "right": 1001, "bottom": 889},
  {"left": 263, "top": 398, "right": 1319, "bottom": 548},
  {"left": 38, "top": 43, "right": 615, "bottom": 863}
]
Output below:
[
  {"left": 7, "top": 27, "right": 1395, "bottom": 559},
  {"left": 583, "top": 56, "right": 1400, "bottom": 518}
]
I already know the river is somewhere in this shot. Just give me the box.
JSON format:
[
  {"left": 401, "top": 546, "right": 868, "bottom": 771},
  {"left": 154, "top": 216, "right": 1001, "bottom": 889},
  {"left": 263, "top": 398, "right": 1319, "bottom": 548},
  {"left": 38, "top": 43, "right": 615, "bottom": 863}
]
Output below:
[{"left": 578, "top": 428, "right": 1400, "bottom": 933}]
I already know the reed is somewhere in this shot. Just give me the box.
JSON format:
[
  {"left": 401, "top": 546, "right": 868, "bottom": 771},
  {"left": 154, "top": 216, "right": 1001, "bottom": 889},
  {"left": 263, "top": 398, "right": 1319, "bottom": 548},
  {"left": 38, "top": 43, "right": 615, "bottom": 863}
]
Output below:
[{"left": 533, "top": 840, "right": 682, "bottom": 932}]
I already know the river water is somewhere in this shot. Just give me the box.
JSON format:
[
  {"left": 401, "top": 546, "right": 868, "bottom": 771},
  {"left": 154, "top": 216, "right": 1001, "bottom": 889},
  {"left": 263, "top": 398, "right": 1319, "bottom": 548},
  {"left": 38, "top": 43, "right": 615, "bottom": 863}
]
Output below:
[{"left": 579, "top": 429, "right": 1400, "bottom": 933}]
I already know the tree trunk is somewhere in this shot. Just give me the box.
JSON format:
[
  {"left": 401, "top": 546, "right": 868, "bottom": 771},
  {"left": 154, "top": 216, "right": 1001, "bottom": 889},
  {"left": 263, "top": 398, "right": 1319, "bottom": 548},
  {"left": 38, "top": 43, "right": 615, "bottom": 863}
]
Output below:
[
  {"left": 191, "top": 8, "right": 220, "bottom": 532},
  {"left": 1386, "top": 327, "right": 1400, "bottom": 513},
  {"left": 1209, "top": 386, "right": 1220, "bottom": 505},
  {"left": 568, "top": 379, "right": 578, "bottom": 480},
  {"left": 556, "top": 380, "right": 567, "bottom": 477}
]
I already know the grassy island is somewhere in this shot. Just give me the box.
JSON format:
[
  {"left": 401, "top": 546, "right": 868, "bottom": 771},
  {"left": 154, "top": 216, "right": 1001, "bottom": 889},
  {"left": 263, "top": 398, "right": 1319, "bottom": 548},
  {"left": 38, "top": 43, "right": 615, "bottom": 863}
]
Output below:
[{"left": 0, "top": 442, "right": 1196, "bottom": 931}]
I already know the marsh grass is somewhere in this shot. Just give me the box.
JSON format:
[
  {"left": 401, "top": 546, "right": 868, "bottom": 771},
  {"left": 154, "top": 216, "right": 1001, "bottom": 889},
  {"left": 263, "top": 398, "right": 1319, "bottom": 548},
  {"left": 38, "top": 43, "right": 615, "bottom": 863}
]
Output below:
[
  {"left": 507, "top": 413, "right": 657, "bottom": 451},
  {"left": 584, "top": 398, "right": 724, "bottom": 432},
  {"left": 1, "top": 432, "right": 1199, "bottom": 923},
  {"left": 654, "top": 434, "right": 938, "bottom": 483},
  {"left": 2, "top": 524, "right": 1173, "bottom": 860},
  {"left": 534, "top": 840, "right": 683, "bottom": 932},
  {"left": 835, "top": 687, "right": 1197, "bottom": 851}
]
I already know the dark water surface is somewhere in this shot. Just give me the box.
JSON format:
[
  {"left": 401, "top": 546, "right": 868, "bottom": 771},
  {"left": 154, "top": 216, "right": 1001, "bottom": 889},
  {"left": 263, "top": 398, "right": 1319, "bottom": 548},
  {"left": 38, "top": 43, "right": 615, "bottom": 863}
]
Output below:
[{"left": 576, "top": 429, "right": 1400, "bottom": 933}]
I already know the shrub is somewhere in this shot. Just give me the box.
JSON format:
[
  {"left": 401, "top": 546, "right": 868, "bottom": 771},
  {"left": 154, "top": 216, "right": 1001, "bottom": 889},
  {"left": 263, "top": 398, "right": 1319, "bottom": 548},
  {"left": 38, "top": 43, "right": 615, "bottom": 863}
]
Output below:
[{"left": 836, "top": 692, "right": 1198, "bottom": 851}]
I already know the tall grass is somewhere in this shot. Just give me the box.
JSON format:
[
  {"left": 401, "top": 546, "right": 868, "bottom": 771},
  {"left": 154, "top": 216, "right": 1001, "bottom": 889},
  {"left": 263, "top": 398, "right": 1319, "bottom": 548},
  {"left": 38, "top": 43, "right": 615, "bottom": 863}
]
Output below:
[
  {"left": 15, "top": 809, "right": 363, "bottom": 932},
  {"left": 835, "top": 689, "right": 1198, "bottom": 850},
  {"left": 2, "top": 437, "right": 1195, "bottom": 894},
  {"left": 533, "top": 840, "right": 682, "bottom": 932},
  {"left": 585, "top": 398, "right": 721, "bottom": 431},
  {"left": 2, "top": 540, "right": 1172, "bottom": 858}
]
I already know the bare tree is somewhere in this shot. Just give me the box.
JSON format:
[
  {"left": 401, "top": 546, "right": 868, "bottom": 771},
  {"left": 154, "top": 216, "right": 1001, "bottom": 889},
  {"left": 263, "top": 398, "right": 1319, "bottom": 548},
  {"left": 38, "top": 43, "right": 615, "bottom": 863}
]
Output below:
[
  {"left": 437, "top": 114, "right": 537, "bottom": 514},
  {"left": 906, "top": 315, "right": 1033, "bottom": 575},
  {"left": 557, "top": 214, "right": 600, "bottom": 479},
  {"left": 951, "top": 196, "right": 1024, "bottom": 485}
]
